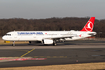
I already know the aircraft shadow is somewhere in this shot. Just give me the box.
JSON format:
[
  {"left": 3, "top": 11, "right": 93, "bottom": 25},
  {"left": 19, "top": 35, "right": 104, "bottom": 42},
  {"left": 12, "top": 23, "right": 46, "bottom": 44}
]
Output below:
[{"left": 0, "top": 40, "right": 105, "bottom": 46}]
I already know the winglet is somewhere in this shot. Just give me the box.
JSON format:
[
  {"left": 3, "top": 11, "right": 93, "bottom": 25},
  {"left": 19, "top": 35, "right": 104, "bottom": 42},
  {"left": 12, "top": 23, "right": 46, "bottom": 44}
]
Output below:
[{"left": 81, "top": 17, "right": 95, "bottom": 32}]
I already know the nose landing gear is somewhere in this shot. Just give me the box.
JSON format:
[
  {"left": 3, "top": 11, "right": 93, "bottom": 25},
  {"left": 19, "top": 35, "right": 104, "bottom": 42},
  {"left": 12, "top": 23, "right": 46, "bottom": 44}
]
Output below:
[{"left": 12, "top": 41, "right": 15, "bottom": 46}]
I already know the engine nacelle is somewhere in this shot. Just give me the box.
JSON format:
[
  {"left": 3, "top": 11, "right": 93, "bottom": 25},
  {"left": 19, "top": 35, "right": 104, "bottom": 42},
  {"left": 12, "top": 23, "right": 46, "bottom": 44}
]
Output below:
[{"left": 42, "top": 39, "right": 53, "bottom": 44}]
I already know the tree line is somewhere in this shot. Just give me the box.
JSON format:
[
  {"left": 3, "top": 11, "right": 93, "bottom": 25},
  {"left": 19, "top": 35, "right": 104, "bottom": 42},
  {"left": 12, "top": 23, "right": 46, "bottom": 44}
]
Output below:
[{"left": 0, "top": 17, "right": 105, "bottom": 38}]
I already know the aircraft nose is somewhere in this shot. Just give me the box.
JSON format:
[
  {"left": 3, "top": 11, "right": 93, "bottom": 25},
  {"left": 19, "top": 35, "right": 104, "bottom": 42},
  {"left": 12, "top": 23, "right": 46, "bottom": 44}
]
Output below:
[{"left": 2, "top": 36, "right": 6, "bottom": 40}]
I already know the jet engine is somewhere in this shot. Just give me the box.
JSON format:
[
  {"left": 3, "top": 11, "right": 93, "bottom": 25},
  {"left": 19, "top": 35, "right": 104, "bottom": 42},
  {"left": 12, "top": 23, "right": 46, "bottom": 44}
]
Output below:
[{"left": 42, "top": 39, "right": 53, "bottom": 44}]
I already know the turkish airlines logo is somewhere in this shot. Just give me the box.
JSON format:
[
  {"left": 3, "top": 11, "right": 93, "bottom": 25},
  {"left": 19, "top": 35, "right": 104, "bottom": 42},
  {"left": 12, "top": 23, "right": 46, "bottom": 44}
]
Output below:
[{"left": 85, "top": 21, "right": 93, "bottom": 31}]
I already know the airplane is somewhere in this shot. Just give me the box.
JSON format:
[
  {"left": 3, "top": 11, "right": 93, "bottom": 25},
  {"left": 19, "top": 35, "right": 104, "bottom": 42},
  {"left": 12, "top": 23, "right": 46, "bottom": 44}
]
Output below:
[{"left": 2, "top": 17, "right": 96, "bottom": 46}]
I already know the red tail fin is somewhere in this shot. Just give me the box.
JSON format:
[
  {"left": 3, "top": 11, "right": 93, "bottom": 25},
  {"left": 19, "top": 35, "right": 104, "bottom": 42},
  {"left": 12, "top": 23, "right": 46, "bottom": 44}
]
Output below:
[{"left": 81, "top": 17, "right": 95, "bottom": 32}]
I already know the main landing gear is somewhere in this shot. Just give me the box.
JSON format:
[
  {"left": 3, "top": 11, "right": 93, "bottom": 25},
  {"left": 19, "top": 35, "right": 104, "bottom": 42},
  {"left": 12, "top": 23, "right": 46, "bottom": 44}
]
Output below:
[{"left": 53, "top": 40, "right": 57, "bottom": 46}]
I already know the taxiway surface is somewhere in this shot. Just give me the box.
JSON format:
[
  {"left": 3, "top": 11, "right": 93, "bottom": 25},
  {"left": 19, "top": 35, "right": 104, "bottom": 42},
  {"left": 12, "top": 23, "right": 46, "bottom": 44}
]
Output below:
[{"left": 0, "top": 40, "right": 105, "bottom": 68}]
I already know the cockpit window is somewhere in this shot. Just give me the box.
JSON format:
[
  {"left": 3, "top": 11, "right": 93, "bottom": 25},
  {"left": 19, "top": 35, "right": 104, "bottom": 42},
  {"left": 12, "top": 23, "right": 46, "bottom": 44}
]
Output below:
[{"left": 5, "top": 34, "right": 11, "bottom": 36}]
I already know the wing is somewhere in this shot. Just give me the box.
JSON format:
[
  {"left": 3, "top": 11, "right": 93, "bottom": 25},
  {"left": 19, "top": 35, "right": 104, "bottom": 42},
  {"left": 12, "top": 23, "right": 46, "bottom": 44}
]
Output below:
[{"left": 43, "top": 34, "right": 76, "bottom": 40}]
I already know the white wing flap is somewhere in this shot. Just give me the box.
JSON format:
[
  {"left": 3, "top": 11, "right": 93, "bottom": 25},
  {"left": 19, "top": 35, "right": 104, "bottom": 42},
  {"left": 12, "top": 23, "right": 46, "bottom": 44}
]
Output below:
[{"left": 44, "top": 34, "right": 75, "bottom": 40}]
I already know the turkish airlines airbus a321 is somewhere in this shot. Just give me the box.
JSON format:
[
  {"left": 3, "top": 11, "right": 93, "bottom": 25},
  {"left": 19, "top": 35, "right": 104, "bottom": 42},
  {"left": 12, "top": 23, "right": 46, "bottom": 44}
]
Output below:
[{"left": 2, "top": 17, "right": 96, "bottom": 46}]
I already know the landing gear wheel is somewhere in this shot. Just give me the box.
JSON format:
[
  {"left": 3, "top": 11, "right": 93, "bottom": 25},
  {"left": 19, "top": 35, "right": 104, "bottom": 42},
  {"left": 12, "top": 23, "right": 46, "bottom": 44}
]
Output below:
[
  {"left": 29, "top": 41, "right": 31, "bottom": 45},
  {"left": 53, "top": 40, "right": 57, "bottom": 46},
  {"left": 29, "top": 41, "right": 31, "bottom": 44},
  {"left": 44, "top": 44, "right": 48, "bottom": 46},
  {"left": 53, "top": 43, "right": 57, "bottom": 46}
]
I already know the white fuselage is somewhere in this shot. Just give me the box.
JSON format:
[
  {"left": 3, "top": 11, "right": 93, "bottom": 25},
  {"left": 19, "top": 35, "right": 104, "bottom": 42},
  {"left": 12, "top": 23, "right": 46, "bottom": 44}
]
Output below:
[
  {"left": 2, "top": 31, "right": 96, "bottom": 41},
  {"left": 2, "top": 17, "right": 96, "bottom": 45}
]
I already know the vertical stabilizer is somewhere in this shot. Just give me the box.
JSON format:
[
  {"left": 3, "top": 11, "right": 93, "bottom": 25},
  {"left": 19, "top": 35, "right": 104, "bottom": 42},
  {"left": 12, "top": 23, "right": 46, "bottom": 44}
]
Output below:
[{"left": 81, "top": 17, "right": 95, "bottom": 32}]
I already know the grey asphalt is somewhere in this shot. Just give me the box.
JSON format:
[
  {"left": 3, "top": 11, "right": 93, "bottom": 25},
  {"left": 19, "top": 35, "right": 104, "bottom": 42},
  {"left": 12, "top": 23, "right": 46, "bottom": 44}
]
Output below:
[{"left": 0, "top": 40, "right": 105, "bottom": 68}]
